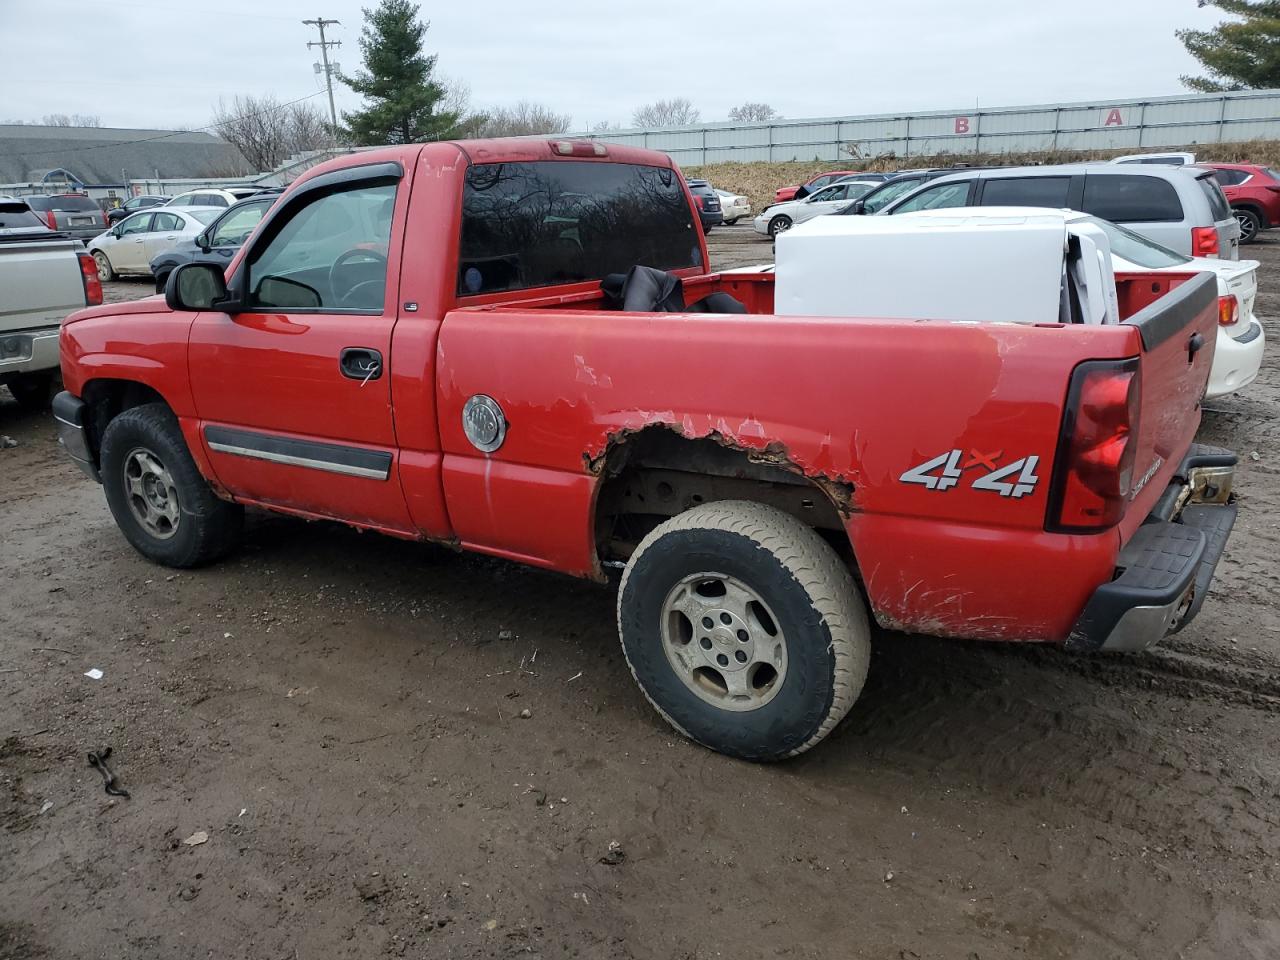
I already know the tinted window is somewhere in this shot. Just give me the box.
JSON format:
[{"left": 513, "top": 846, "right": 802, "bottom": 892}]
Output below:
[
  {"left": 891, "top": 180, "right": 971, "bottom": 213},
  {"left": 168, "top": 195, "right": 192, "bottom": 207},
  {"left": 1212, "top": 169, "right": 1250, "bottom": 186},
  {"left": 152, "top": 212, "right": 181, "bottom": 231},
  {"left": 460, "top": 161, "right": 698, "bottom": 295},
  {"left": 248, "top": 182, "right": 396, "bottom": 311},
  {"left": 980, "top": 176, "right": 1071, "bottom": 208},
  {"left": 1082, "top": 175, "right": 1182, "bottom": 223},
  {"left": 1198, "top": 177, "right": 1231, "bottom": 220},
  {"left": 1075, "top": 215, "right": 1190, "bottom": 269},
  {"left": 860, "top": 176, "right": 927, "bottom": 213},
  {"left": 25, "top": 195, "right": 98, "bottom": 212},
  {"left": 201, "top": 194, "right": 229, "bottom": 207},
  {"left": 0, "top": 201, "right": 44, "bottom": 230},
  {"left": 210, "top": 201, "right": 269, "bottom": 246}
]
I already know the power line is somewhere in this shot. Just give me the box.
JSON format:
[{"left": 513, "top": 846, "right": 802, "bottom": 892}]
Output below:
[{"left": 303, "top": 17, "right": 342, "bottom": 133}]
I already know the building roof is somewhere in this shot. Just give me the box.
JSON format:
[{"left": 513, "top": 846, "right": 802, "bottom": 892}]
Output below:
[{"left": 0, "top": 124, "right": 251, "bottom": 184}]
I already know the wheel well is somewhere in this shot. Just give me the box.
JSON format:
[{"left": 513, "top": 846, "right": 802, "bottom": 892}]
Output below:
[
  {"left": 1231, "top": 202, "right": 1269, "bottom": 227},
  {"left": 593, "top": 426, "right": 857, "bottom": 573},
  {"left": 81, "top": 379, "right": 168, "bottom": 461}
]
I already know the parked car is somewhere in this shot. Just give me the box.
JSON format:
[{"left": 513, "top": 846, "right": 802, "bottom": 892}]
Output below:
[
  {"left": 1111, "top": 152, "right": 1196, "bottom": 166},
  {"left": 686, "top": 179, "right": 723, "bottom": 232},
  {"left": 106, "top": 195, "right": 167, "bottom": 225},
  {"left": 775, "top": 170, "right": 862, "bottom": 203},
  {"left": 150, "top": 193, "right": 278, "bottom": 292},
  {"left": 1202, "top": 163, "right": 1280, "bottom": 243},
  {"left": 715, "top": 189, "right": 751, "bottom": 225},
  {"left": 866, "top": 163, "right": 1241, "bottom": 259},
  {"left": 838, "top": 169, "right": 975, "bottom": 215},
  {"left": 53, "top": 138, "right": 1237, "bottom": 762},
  {"left": 164, "top": 187, "right": 266, "bottom": 209},
  {"left": 756, "top": 180, "right": 880, "bottom": 236},
  {"left": 87, "top": 207, "right": 221, "bottom": 281},
  {"left": 0, "top": 199, "right": 101, "bottom": 409},
  {"left": 866, "top": 206, "right": 1262, "bottom": 399},
  {"left": 21, "top": 194, "right": 108, "bottom": 241}
]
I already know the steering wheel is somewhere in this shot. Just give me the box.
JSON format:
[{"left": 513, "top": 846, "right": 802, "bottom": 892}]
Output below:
[{"left": 328, "top": 247, "right": 388, "bottom": 306}]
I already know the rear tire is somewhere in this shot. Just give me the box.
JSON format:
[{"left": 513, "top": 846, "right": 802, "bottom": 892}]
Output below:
[
  {"left": 768, "top": 215, "right": 792, "bottom": 237},
  {"left": 617, "top": 500, "right": 871, "bottom": 761},
  {"left": 99, "top": 402, "right": 243, "bottom": 568},
  {"left": 4, "top": 372, "right": 57, "bottom": 412},
  {"left": 154, "top": 270, "right": 170, "bottom": 294},
  {"left": 93, "top": 251, "right": 115, "bottom": 282},
  {"left": 724, "top": 217, "right": 740, "bottom": 226},
  {"left": 1234, "top": 207, "right": 1262, "bottom": 244}
]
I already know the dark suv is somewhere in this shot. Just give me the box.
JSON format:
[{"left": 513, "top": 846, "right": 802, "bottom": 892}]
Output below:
[
  {"left": 23, "top": 194, "right": 108, "bottom": 240},
  {"left": 686, "top": 179, "right": 724, "bottom": 232}
]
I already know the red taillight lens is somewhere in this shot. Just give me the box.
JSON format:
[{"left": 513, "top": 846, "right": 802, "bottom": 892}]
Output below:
[
  {"left": 76, "top": 251, "right": 102, "bottom": 306},
  {"left": 693, "top": 194, "right": 705, "bottom": 209},
  {"left": 1048, "top": 359, "right": 1141, "bottom": 531},
  {"left": 45, "top": 210, "right": 58, "bottom": 230},
  {"left": 1191, "top": 226, "right": 1219, "bottom": 257},
  {"left": 1218, "top": 293, "right": 1239, "bottom": 326}
]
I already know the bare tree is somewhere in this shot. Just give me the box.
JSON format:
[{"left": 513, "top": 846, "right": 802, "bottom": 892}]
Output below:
[
  {"left": 728, "top": 102, "right": 779, "bottom": 122},
  {"left": 41, "top": 113, "right": 102, "bottom": 127},
  {"left": 211, "top": 95, "right": 335, "bottom": 172},
  {"left": 631, "top": 98, "right": 700, "bottom": 128},
  {"left": 474, "top": 101, "right": 572, "bottom": 137},
  {"left": 591, "top": 120, "right": 622, "bottom": 133}
]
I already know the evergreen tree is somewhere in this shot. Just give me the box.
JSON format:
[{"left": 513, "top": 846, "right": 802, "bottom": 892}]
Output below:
[
  {"left": 341, "top": 0, "right": 459, "bottom": 144},
  {"left": 1178, "top": 0, "right": 1280, "bottom": 91}
]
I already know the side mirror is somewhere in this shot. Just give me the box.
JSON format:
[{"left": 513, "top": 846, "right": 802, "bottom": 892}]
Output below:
[
  {"left": 111, "top": 225, "right": 123, "bottom": 238},
  {"left": 849, "top": 199, "right": 867, "bottom": 215},
  {"left": 166, "top": 262, "right": 231, "bottom": 312},
  {"left": 196, "top": 232, "right": 211, "bottom": 252}
]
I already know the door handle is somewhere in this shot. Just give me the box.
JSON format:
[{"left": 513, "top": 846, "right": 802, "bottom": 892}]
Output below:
[
  {"left": 1187, "top": 332, "right": 1205, "bottom": 363},
  {"left": 340, "top": 347, "right": 383, "bottom": 382}
]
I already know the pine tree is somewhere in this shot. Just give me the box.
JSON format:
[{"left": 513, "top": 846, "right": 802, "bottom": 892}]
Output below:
[
  {"left": 1178, "top": 0, "right": 1280, "bottom": 91},
  {"left": 340, "top": 0, "right": 459, "bottom": 145}
]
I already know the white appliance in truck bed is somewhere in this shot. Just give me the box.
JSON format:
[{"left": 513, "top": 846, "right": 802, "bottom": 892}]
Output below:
[{"left": 775, "top": 208, "right": 1120, "bottom": 326}]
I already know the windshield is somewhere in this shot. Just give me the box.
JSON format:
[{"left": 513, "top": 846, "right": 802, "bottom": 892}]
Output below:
[
  {"left": 187, "top": 209, "right": 221, "bottom": 225},
  {"left": 1077, "top": 215, "right": 1191, "bottom": 268},
  {"left": 860, "top": 178, "right": 923, "bottom": 213}
]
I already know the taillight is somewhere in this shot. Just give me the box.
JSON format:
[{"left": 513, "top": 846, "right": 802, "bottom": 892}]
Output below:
[
  {"left": 1047, "top": 358, "right": 1141, "bottom": 532},
  {"left": 693, "top": 194, "right": 705, "bottom": 209},
  {"left": 45, "top": 210, "right": 58, "bottom": 230},
  {"left": 76, "top": 251, "right": 103, "bottom": 306},
  {"left": 1191, "top": 226, "right": 1219, "bottom": 257},
  {"left": 1218, "top": 293, "right": 1239, "bottom": 326}
]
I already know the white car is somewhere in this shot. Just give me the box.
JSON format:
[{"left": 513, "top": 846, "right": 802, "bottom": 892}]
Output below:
[
  {"left": 871, "top": 206, "right": 1262, "bottom": 399},
  {"left": 88, "top": 207, "right": 221, "bottom": 281},
  {"left": 165, "top": 187, "right": 265, "bottom": 209},
  {"left": 715, "top": 189, "right": 751, "bottom": 225},
  {"left": 1111, "top": 152, "right": 1197, "bottom": 166},
  {"left": 753, "top": 180, "right": 879, "bottom": 237}
]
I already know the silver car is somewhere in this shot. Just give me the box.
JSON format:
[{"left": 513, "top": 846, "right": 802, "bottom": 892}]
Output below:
[
  {"left": 875, "top": 163, "right": 1241, "bottom": 260},
  {"left": 87, "top": 207, "right": 221, "bottom": 280}
]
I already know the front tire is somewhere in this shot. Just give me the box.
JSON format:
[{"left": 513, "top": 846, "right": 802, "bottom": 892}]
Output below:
[
  {"left": 768, "top": 215, "right": 792, "bottom": 237},
  {"left": 154, "top": 269, "right": 170, "bottom": 294},
  {"left": 4, "top": 372, "right": 57, "bottom": 411},
  {"left": 617, "top": 501, "right": 871, "bottom": 761},
  {"left": 99, "top": 403, "right": 243, "bottom": 568},
  {"left": 1234, "top": 207, "right": 1262, "bottom": 244},
  {"left": 93, "top": 250, "right": 115, "bottom": 282}
]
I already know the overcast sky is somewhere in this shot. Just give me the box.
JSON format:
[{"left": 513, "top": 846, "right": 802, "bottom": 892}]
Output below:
[{"left": 0, "top": 0, "right": 1229, "bottom": 132}]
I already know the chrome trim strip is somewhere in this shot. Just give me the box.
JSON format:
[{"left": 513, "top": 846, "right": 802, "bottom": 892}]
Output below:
[{"left": 206, "top": 440, "right": 390, "bottom": 480}]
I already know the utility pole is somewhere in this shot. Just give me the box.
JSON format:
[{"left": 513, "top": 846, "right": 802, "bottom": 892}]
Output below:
[{"left": 303, "top": 17, "right": 341, "bottom": 133}]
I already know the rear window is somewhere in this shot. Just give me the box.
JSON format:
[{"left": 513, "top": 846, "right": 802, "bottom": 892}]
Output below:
[
  {"left": 0, "top": 202, "right": 45, "bottom": 229},
  {"left": 24, "top": 195, "right": 98, "bottom": 212},
  {"left": 1197, "top": 177, "right": 1231, "bottom": 221},
  {"left": 459, "top": 161, "right": 699, "bottom": 295},
  {"left": 1082, "top": 175, "right": 1182, "bottom": 223},
  {"left": 980, "top": 176, "right": 1072, "bottom": 208},
  {"left": 1212, "top": 169, "right": 1250, "bottom": 186}
]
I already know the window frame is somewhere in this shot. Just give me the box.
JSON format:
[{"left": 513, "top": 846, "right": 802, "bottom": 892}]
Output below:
[
  {"left": 151, "top": 211, "right": 182, "bottom": 232},
  {"left": 975, "top": 175, "right": 1076, "bottom": 210}
]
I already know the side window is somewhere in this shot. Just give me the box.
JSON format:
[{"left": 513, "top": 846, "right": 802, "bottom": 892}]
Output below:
[
  {"left": 201, "top": 194, "right": 229, "bottom": 207},
  {"left": 211, "top": 202, "right": 268, "bottom": 247},
  {"left": 247, "top": 182, "right": 396, "bottom": 312},
  {"left": 1082, "top": 175, "right": 1182, "bottom": 223},
  {"left": 119, "top": 213, "right": 153, "bottom": 235},
  {"left": 1212, "top": 169, "right": 1247, "bottom": 186},
  {"left": 863, "top": 177, "right": 922, "bottom": 213},
  {"left": 891, "top": 180, "right": 972, "bottom": 214},
  {"left": 152, "top": 212, "right": 181, "bottom": 231},
  {"left": 980, "top": 176, "right": 1071, "bottom": 208},
  {"left": 169, "top": 195, "right": 191, "bottom": 207}
]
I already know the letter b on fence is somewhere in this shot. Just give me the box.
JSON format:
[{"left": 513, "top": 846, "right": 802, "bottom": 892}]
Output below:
[{"left": 955, "top": 117, "right": 970, "bottom": 134}]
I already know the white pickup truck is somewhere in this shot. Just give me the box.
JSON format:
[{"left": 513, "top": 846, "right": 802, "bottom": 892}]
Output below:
[{"left": 0, "top": 199, "right": 103, "bottom": 410}]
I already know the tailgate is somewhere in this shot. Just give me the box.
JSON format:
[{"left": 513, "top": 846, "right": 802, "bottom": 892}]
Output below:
[
  {"left": 1119, "top": 271, "right": 1217, "bottom": 538},
  {"left": 0, "top": 237, "right": 86, "bottom": 329}
]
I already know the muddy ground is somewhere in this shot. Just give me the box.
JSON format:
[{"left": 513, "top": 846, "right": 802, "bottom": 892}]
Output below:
[{"left": 2, "top": 226, "right": 1278, "bottom": 960}]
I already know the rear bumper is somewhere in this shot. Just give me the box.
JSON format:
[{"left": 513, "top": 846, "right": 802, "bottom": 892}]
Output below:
[
  {"left": 0, "top": 325, "right": 61, "bottom": 376},
  {"left": 1206, "top": 319, "right": 1265, "bottom": 399},
  {"left": 52, "top": 390, "right": 100, "bottom": 482},
  {"left": 699, "top": 211, "right": 724, "bottom": 230},
  {"left": 1067, "top": 444, "right": 1236, "bottom": 652}
]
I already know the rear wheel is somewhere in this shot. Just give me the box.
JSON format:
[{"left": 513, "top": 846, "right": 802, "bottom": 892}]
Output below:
[
  {"left": 1234, "top": 207, "right": 1262, "bottom": 244},
  {"left": 100, "top": 403, "right": 243, "bottom": 568},
  {"left": 768, "top": 215, "right": 792, "bottom": 237},
  {"left": 617, "top": 500, "right": 871, "bottom": 761},
  {"left": 93, "top": 251, "right": 115, "bottom": 282},
  {"left": 4, "top": 372, "right": 57, "bottom": 411},
  {"left": 154, "top": 269, "right": 170, "bottom": 294},
  {"left": 724, "top": 217, "right": 740, "bottom": 226}
]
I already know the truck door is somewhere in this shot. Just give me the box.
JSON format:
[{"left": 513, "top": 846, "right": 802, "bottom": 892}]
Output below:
[{"left": 187, "top": 161, "right": 416, "bottom": 534}]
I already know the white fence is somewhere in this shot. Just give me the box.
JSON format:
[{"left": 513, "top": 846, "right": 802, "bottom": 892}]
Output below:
[{"left": 583, "top": 90, "right": 1280, "bottom": 165}]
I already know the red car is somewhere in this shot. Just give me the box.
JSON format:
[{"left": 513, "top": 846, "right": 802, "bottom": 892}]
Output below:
[
  {"left": 53, "top": 139, "right": 1236, "bottom": 762},
  {"left": 774, "top": 170, "right": 863, "bottom": 203},
  {"left": 1203, "top": 162, "right": 1280, "bottom": 243}
]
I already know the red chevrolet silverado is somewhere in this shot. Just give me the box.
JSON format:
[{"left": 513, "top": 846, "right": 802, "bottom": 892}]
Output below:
[{"left": 54, "top": 139, "right": 1238, "bottom": 761}]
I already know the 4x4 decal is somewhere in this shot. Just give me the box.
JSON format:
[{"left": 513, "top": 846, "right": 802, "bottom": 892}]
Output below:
[{"left": 901, "top": 449, "right": 1041, "bottom": 498}]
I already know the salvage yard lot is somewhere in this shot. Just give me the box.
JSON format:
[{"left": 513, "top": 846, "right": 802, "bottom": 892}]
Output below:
[{"left": 2, "top": 226, "right": 1278, "bottom": 959}]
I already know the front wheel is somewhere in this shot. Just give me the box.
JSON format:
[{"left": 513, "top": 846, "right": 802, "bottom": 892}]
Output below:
[
  {"left": 93, "top": 250, "right": 115, "bottom": 282},
  {"left": 768, "top": 215, "right": 792, "bottom": 237},
  {"left": 617, "top": 501, "right": 871, "bottom": 761},
  {"left": 100, "top": 403, "right": 243, "bottom": 567},
  {"left": 154, "top": 269, "right": 170, "bottom": 294},
  {"left": 1234, "top": 207, "right": 1262, "bottom": 244}
]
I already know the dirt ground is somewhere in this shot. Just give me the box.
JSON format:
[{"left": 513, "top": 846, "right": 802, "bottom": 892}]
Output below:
[{"left": 2, "top": 227, "right": 1278, "bottom": 960}]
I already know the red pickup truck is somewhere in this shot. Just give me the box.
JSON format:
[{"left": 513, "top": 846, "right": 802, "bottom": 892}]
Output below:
[{"left": 54, "top": 139, "right": 1238, "bottom": 761}]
